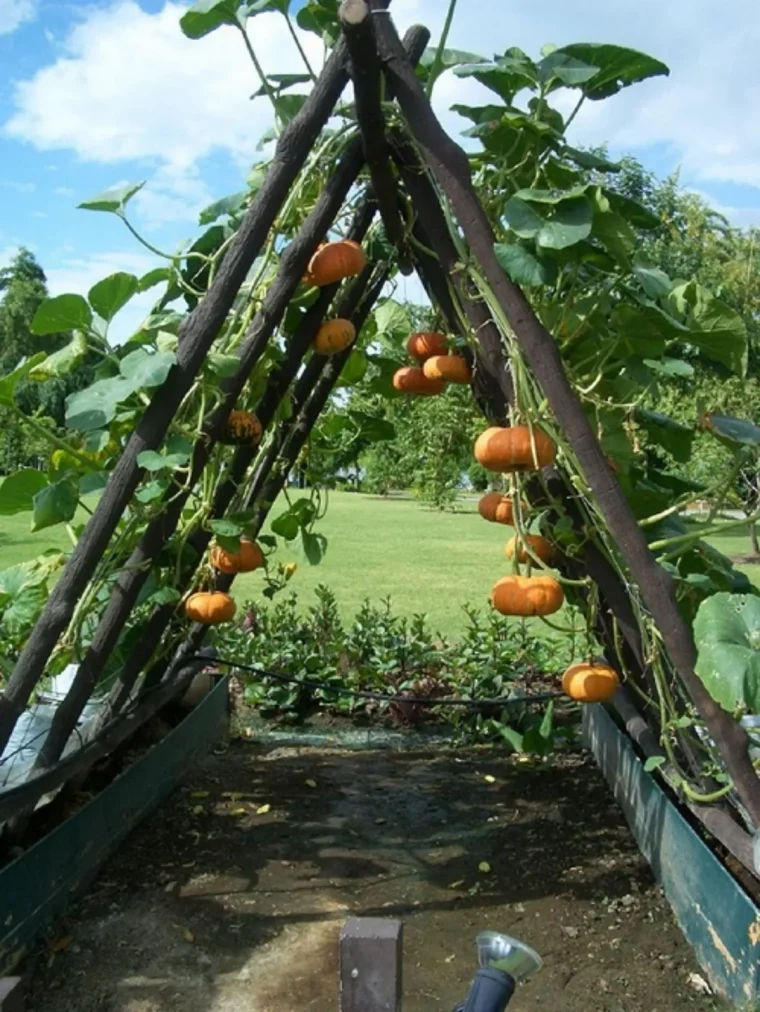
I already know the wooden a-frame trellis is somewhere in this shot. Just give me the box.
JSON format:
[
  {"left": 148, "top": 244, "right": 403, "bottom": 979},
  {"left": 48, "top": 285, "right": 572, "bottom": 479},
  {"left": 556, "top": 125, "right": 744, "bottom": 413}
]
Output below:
[{"left": 0, "top": 0, "right": 759, "bottom": 874}]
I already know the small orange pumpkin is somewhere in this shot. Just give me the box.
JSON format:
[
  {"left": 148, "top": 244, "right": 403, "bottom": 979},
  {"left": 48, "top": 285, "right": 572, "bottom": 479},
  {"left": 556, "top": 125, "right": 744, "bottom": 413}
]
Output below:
[
  {"left": 474, "top": 425, "right": 555, "bottom": 473},
  {"left": 210, "top": 537, "right": 264, "bottom": 575},
  {"left": 222, "top": 410, "right": 263, "bottom": 446},
  {"left": 184, "top": 591, "right": 237, "bottom": 625},
  {"left": 314, "top": 318, "right": 356, "bottom": 355},
  {"left": 406, "top": 331, "right": 449, "bottom": 361},
  {"left": 505, "top": 534, "right": 555, "bottom": 565},
  {"left": 306, "top": 239, "right": 366, "bottom": 287},
  {"left": 392, "top": 366, "right": 446, "bottom": 397},
  {"left": 562, "top": 662, "right": 620, "bottom": 703},
  {"left": 423, "top": 354, "right": 471, "bottom": 385},
  {"left": 478, "top": 492, "right": 520, "bottom": 525},
  {"left": 490, "top": 574, "right": 564, "bottom": 617}
]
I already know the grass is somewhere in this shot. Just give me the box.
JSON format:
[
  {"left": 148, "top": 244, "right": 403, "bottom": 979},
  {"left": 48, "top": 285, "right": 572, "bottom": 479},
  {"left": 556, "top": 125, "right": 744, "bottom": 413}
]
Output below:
[{"left": 2, "top": 491, "right": 759, "bottom": 638}]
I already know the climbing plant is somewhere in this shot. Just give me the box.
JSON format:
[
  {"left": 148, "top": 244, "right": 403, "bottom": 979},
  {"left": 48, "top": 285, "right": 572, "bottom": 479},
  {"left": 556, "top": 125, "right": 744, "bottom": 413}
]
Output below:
[{"left": 0, "top": 0, "right": 759, "bottom": 874}]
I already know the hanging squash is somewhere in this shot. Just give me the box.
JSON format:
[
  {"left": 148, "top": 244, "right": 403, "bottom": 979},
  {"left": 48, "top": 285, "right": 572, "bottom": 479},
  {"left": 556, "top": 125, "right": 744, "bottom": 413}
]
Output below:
[
  {"left": 185, "top": 591, "right": 237, "bottom": 625},
  {"left": 422, "top": 354, "right": 471, "bottom": 385},
  {"left": 392, "top": 366, "right": 445, "bottom": 396},
  {"left": 561, "top": 662, "right": 620, "bottom": 703},
  {"left": 478, "top": 492, "right": 519, "bottom": 525},
  {"left": 406, "top": 331, "right": 449, "bottom": 361},
  {"left": 474, "top": 425, "right": 555, "bottom": 473},
  {"left": 314, "top": 318, "right": 356, "bottom": 355},
  {"left": 210, "top": 537, "right": 264, "bottom": 575},
  {"left": 505, "top": 534, "right": 555, "bottom": 565},
  {"left": 221, "top": 410, "right": 263, "bottom": 446},
  {"left": 490, "top": 574, "right": 564, "bottom": 617},
  {"left": 306, "top": 239, "right": 366, "bottom": 287}
]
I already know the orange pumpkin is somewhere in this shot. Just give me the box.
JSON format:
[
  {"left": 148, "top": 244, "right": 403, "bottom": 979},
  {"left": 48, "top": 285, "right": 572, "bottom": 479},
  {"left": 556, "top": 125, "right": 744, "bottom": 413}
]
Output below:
[
  {"left": 222, "top": 410, "right": 263, "bottom": 446},
  {"left": 474, "top": 425, "right": 555, "bottom": 473},
  {"left": 505, "top": 534, "right": 555, "bottom": 565},
  {"left": 490, "top": 574, "right": 564, "bottom": 617},
  {"left": 306, "top": 239, "right": 366, "bottom": 287},
  {"left": 314, "top": 318, "right": 356, "bottom": 355},
  {"left": 210, "top": 537, "right": 264, "bottom": 575},
  {"left": 392, "top": 366, "right": 445, "bottom": 396},
  {"left": 478, "top": 492, "right": 520, "bottom": 525},
  {"left": 184, "top": 591, "right": 237, "bottom": 625},
  {"left": 406, "top": 331, "right": 449, "bottom": 361},
  {"left": 422, "top": 354, "right": 471, "bottom": 385},
  {"left": 562, "top": 662, "right": 620, "bottom": 703}
]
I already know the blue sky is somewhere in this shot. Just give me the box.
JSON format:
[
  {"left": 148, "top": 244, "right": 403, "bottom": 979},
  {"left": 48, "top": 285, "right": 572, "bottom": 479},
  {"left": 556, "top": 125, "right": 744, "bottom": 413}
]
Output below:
[{"left": 1, "top": 0, "right": 759, "bottom": 340}]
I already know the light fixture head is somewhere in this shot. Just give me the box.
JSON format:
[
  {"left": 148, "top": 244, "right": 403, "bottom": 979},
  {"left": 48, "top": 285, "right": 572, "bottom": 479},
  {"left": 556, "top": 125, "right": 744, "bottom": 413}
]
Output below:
[{"left": 475, "top": 932, "right": 542, "bottom": 982}]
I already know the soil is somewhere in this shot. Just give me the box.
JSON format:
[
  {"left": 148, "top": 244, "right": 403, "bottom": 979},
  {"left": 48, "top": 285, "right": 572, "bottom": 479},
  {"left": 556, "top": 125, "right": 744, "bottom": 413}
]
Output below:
[{"left": 23, "top": 743, "right": 721, "bottom": 1012}]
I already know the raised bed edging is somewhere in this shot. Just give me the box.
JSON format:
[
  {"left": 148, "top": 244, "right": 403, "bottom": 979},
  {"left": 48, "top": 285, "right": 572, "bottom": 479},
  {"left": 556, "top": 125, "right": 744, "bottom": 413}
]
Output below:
[
  {"left": 0, "top": 677, "right": 229, "bottom": 975},
  {"left": 584, "top": 702, "right": 760, "bottom": 1004}
]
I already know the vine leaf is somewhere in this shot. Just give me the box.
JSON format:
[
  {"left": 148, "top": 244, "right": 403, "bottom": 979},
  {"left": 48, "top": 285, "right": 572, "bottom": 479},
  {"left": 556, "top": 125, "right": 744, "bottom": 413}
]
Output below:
[
  {"left": 495, "top": 242, "right": 557, "bottom": 286},
  {"left": 702, "top": 413, "right": 760, "bottom": 448},
  {"left": 301, "top": 529, "right": 327, "bottom": 565},
  {"left": 78, "top": 181, "right": 145, "bottom": 214},
  {"left": 0, "top": 470, "right": 49, "bottom": 515},
  {"left": 0, "top": 353, "right": 47, "bottom": 406},
  {"left": 31, "top": 480, "right": 79, "bottom": 532},
  {"left": 694, "top": 593, "right": 760, "bottom": 712},
  {"left": 88, "top": 272, "right": 139, "bottom": 322},
  {"left": 119, "top": 349, "right": 176, "bottom": 388},
  {"left": 633, "top": 261, "right": 671, "bottom": 299},
  {"left": 31, "top": 294, "right": 92, "bottom": 335},
  {"left": 29, "top": 333, "right": 89, "bottom": 380},
  {"left": 199, "top": 191, "right": 248, "bottom": 226},
  {"left": 553, "top": 44, "right": 669, "bottom": 100},
  {"left": 634, "top": 408, "right": 694, "bottom": 463},
  {"left": 180, "top": 0, "right": 242, "bottom": 39}
]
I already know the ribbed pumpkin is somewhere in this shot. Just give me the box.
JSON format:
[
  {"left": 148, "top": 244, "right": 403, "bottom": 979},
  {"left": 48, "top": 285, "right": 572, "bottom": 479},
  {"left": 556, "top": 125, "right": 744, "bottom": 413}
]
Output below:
[
  {"left": 505, "top": 534, "right": 555, "bottom": 565},
  {"left": 392, "top": 366, "right": 445, "bottom": 396},
  {"left": 478, "top": 492, "right": 519, "bottom": 525},
  {"left": 474, "top": 425, "right": 555, "bottom": 473},
  {"left": 185, "top": 591, "right": 237, "bottom": 625},
  {"left": 314, "top": 318, "right": 356, "bottom": 355},
  {"left": 490, "top": 574, "right": 564, "bottom": 617},
  {"left": 306, "top": 239, "right": 366, "bottom": 287},
  {"left": 423, "top": 354, "right": 471, "bottom": 385},
  {"left": 562, "top": 662, "right": 620, "bottom": 703},
  {"left": 406, "top": 331, "right": 449, "bottom": 361},
  {"left": 210, "top": 537, "right": 264, "bottom": 575},
  {"left": 222, "top": 410, "right": 263, "bottom": 446}
]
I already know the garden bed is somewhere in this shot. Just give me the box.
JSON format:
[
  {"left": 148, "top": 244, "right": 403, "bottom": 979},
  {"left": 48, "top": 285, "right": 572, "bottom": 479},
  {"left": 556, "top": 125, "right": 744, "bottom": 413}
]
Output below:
[{"left": 20, "top": 741, "right": 720, "bottom": 1012}]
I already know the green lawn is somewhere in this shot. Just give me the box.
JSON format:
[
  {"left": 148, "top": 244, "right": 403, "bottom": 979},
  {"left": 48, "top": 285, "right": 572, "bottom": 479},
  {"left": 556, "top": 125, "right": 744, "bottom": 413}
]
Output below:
[{"left": 2, "top": 491, "right": 759, "bottom": 637}]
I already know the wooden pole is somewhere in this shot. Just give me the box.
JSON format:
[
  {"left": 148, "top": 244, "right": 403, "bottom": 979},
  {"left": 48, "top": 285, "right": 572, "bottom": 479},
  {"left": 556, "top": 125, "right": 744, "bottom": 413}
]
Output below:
[{"left": 375, "top": 15, "right": 760, "bottom": 825}]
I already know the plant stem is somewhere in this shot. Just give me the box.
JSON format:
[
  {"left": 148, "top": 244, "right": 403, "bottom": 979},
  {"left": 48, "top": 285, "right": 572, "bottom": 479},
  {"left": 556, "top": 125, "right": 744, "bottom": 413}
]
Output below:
[
  {"left": 239, "top": 25, "right": 280, "bottom": 124},
  {"left": 425, "top": 0, "right": 459, "bottom": 99},
  {"left": 283, "top": 12, "right": 316, "bottom": 81},
  {"left": 12, "top": 407, "right": 96, "bottom": 470}
]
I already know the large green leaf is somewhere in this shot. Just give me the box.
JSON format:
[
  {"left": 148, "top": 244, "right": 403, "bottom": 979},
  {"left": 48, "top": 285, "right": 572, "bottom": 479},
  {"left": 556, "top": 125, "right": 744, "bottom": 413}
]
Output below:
[
  {"left": 537, "top": 198, "right": 593, "bottom": 250},
  {"left": 180, "top": 0, "right": 242, "bottom": 38},
  {"left": 31, "top": 294, "right": 92, "bottom": 335},
  {"left": 78, "top": 181, "right": 145, "bottom": 213},
  {"left": 198, "top": 190, "right": 248, "bottom": 225},
  {"left": 0, "top": 353, "right": 46, "bottom": 407},
  {"left": 554, "top": 44, "right": 669, "bottom": 100},
  {"left": 643, "top": 357, "right": 694, "bottom": 379},
  {"left": 562, "top": 146, "right": 621, "bottom": 172},
  {"left": 703, "top": 413, "right": 760, "bottom": 448},
  {"left": 29, "top": 332, "right": 88, "bottom": 379},
  {"left": 591, "top": 190, "right": 635, "bottom": 266},
  {"left": 419, "top": 47, "right": 484, "bottom": 70},
  {"left": 349, "top": 411, "right": 395, "bottom": 442},
  {"left": 635, "top": 408, "right": 694, "bottom": 463},
  {"left": 374, "top": 299, "right": 411, "bottom": 341},
  {"left": 337, "top": 349, "right": 367, "bottom": 387},
  {"left": 694, "top": 593, "right": 760, "bottom": 711},
  {"left": 681, "top": 283, "right": 748, "bottom": 376},
  {"left": 633, "top": 260, "right": 672, "bottom": 299},
  {"left": 301, "top": 529, "right": 327, "bottom": 565},
  {"left": 65, "top": 376, "right": 138, "bottom": 431},
  {"left": 503, "top": 196, "right": 544, "bottom": 239},
  {"left": 0, "top": 470, "right": 48, "bottom": 515},
  {"left": 603, "top": 189, "right": 661, "bottom": 229},
  {"left": 88, "top": 272, "right": 139, "bottom": 322},
  {"left": 295, "top": 0, "right": 340, "bottom": 45},
  {"left": 537, "top": 50, "right": 599, "bottom": 87},
  {"left": 119, "top": 348, "right": 176, "bottom": 388},
  {"left": 494, "top": 242, "right": 557, "bottom": 286},
  {"left": 31, "top": 479, "right": 79, "bottom": 532}
]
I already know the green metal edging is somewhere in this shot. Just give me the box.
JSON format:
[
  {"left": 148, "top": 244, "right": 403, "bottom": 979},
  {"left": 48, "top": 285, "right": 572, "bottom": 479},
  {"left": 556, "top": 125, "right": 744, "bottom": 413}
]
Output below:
[
  {"left": 0, "top": 677, "right": 229, "bottom": 974},
  {"left": 583, "top": 703, "right": 760, "bottom": 1004}
]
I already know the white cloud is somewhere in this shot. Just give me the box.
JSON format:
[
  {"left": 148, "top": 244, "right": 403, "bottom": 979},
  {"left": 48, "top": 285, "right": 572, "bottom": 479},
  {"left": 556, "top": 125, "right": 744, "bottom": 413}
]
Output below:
[
  {"left": 46, "top": 249, "right": 163, "bottom": 343},
  {"left": 54, "top": 186, "right": 74, "bottom": 197},
  {"left": 0, "top": 0, "right": 34, "bottom": 36}
]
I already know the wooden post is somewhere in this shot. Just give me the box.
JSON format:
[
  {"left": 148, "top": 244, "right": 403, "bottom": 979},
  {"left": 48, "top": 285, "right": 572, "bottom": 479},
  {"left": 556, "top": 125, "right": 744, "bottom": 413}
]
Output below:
[
  {"left": 0, "top": 978, "right": 24, "bottom": 1012},
  {"left": 340, "top": 918, "right": 403, "bottom": 1011}
]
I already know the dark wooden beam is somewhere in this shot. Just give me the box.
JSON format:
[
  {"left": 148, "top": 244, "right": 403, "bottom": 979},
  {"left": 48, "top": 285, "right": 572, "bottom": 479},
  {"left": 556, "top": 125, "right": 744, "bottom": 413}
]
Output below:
[{"left": 339, "top": 0, "right": 412, "bottom": 274}]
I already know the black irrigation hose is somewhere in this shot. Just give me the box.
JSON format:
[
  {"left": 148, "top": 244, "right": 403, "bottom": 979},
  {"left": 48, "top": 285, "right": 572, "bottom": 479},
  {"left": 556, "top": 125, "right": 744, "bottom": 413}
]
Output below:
[{"left": 194, "top": 655, "right": 565, "bottom": 709}]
